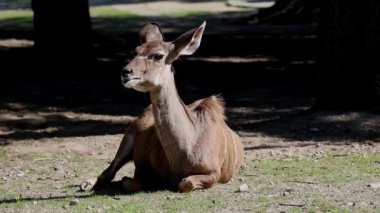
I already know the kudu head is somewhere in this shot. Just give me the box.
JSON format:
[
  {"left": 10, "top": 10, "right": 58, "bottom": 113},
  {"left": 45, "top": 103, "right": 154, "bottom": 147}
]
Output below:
[{"left": 121, "top": 21, "right": 206, "bottom": 92}]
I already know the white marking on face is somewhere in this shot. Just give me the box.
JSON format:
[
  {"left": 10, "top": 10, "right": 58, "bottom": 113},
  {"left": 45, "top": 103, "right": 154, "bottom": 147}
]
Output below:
[
  {"left": 124, "top": 79, "right": 142, "bottom": 89},
  {"left": 135, "top": 55, "right": 147, "bottom": 60}
]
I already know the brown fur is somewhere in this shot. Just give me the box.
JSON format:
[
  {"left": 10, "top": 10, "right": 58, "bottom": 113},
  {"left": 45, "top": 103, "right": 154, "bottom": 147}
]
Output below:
[
  {"left": 123, "top": 96, "right": 243, "bottom": 191},
  {"left": 82, "top": 22, "right": 244, "bottom": 193}
]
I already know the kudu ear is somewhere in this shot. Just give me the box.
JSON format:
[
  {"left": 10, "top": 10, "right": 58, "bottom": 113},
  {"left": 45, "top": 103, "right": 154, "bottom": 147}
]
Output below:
[
  {"left": 165, "top": 21, "right": 206, "bottom": 64},
  {"left": 139, "top": 23, "right": 164, "bottom": 44}
]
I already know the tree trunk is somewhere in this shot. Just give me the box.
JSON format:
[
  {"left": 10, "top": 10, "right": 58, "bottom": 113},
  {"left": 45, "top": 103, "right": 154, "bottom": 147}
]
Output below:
[
  {"left": 32, "top": 0, "right": 92, "bottom": 78},
  {"left": 315, "top": 0, "right": 380, "bottom": 109}
]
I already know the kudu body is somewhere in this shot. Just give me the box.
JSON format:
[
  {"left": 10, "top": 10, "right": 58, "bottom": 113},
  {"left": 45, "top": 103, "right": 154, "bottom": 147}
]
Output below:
[{"left": 81, "top": 22, "right": 244, "bottom": 192}]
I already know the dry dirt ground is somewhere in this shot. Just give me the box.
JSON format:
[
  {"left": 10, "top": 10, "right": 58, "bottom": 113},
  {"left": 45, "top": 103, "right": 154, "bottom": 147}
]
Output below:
[
  {"left": 0, "top": 1, "right": 380, "bottom": 212},
  {"left": 0, "top": 83, "right": 380, "bottom": 212}
]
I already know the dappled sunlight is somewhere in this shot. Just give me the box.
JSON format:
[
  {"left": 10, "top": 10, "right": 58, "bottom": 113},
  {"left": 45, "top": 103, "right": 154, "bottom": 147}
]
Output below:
[
  {"left": 0, "top": 38, "right": 33, "bottom": 49},
  {"left": 0, "top": 104, "right": 135, "bottom": 142},
  {"left": 91, "top": 1, "right": 252, "bottom": 17}
]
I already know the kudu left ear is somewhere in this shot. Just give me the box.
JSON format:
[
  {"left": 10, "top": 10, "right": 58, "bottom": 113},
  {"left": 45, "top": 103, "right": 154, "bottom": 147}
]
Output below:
[
  {"left": 165, "top": 21, "right": 206, "bottom": 64},
  {"left": 139, "top": 23, "right": 164, "bottom": 44}
]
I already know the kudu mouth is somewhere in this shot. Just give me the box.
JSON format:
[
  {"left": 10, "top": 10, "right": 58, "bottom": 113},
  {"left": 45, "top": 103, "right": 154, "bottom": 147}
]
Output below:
[{"left": 121, "top": 74, "right": 143, "bottom": 89}]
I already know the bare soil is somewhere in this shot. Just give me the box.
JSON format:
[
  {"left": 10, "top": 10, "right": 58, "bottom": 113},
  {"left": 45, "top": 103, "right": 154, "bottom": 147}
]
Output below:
[
  {"left": 0, "top": 85, "right": 379, "bottom": 212},
  {"left": 0, "top": 2, "right": 379, "bottom": 211}
]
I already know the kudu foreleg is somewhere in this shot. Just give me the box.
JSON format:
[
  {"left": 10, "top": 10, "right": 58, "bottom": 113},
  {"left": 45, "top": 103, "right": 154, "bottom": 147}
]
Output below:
[{"left": 80, "top": 126, "right": 135, "bottom": 191}]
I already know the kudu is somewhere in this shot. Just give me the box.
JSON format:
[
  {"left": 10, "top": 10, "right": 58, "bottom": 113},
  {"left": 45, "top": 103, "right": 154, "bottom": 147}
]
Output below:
[{"left": 81, "top": 21, "right": 244, "bottom": 192}]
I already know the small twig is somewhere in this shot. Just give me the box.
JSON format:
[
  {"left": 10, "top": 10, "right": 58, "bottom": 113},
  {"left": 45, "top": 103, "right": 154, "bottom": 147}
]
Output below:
[
  {"left": 332, "top": 154, "right": 349, "bottom": 157},
  {"left": 287, "top": 180, "right": 317, "bottom": 184},
  {"left": 279, "top": 203, "right": 306, "bottom": 207}
]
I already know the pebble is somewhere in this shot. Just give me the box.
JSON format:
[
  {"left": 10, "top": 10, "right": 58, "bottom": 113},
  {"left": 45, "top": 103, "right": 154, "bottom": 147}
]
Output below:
[
  {"left": 16, "top": 171, "right": 24, "bottom": 177},
  {"left": 238, "top": 183, "right": 249, "bottom": 192},
  {"left": 347, "top": 202, "right": 355, "bottom": 207},
  {"left": 69, "top": 199, "right": 80, "bottom": 206},
  {"left": 2, "top": 177, "right": 7, "bottom": 181}
]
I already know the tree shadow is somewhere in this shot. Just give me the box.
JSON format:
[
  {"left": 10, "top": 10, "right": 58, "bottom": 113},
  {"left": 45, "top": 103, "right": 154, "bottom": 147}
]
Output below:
[
  {"left": 0, "top": 114, "right": 131, "bottom": 142},
  {"left": 0, "top": 181, "right": 125, "bottom": 205},
  {"left": 237, "top": 110, "right": 380, "bottom": 143},
  {"left": 1, "top": 6, "right": 378, "bottom": 145}
]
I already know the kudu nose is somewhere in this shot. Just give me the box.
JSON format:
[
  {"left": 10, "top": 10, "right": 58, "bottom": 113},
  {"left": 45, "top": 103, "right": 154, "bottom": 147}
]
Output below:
[{"left": 121, "top": 67, "right": 132, "bottom": 78}]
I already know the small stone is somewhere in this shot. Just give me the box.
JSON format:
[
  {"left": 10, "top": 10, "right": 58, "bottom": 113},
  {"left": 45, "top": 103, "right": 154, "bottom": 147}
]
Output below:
[
  {"left": 2, "top": 177, "right": 7, "bottom": 181},
  {"left": 310, "top": 128, "right": 319, "bottom": 132},
  {"left": 238, "top": 183, "right": 249, "bottom": 192},
  {"left": 86, "top": 206, "right": 93, "bottom": 210},
  {"left": 368, "top": 183, "right": 380, "bottom": 189},
  {"left": 283, "top": 191, "right": 290, "bottom": 196},
  {"left": 69, "top": 199, "right": 80, "bottom": 206},
  {"left": 16, "top": 171, "right": 24, "bottom": 177},
  {"left": 347, "top": 202, "right": 355, "bottom": 207}
]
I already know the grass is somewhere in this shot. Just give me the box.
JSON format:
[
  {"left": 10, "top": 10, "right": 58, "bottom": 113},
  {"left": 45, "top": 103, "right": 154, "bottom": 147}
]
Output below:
[
  {"left": 162, "top": 10, "right": 213, "bottom": 17},
  {"left": 0, "top": 6, "right": 212, "bottom": 32},
  {"left": 89, "top": 7, "right": 139, "bottom": 18},
  {"left": 0, "top": 10, "right": 32, "bottom": 21},
  {"left": 0, "top": 6, "right": 212, "bottom": 21},
  {"left": 244, "top": 154, "right": 380, "bottom": 185},
  {"left": 0, "top": 7, "right": 139, "bottom": 21},
  {"left": 309, "top": 198, "right": 350, "bottom": 213},
  {"left": 1, "top": 151, "right": 379, "bottom": 212}
]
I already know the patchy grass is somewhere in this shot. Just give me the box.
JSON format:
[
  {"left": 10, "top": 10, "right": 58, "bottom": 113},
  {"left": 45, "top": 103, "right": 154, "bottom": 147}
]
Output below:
[
  {"left": 162, "top": 10, "right": 213, "bottom": 17},
  {"left": 0, "top": 10, "right": 32, "bottom": 21},
  {"left": 0, "top": 149, "right": 379, "bottom": 212},
  {"left": 90, "top": 7, "right": 139, "bottom": 18},
  {"left": 0, "top": 10, "right": 33, "bottom": 30},
  {"left": 245, "top": 154, "right": 380, "bottom": 185}
]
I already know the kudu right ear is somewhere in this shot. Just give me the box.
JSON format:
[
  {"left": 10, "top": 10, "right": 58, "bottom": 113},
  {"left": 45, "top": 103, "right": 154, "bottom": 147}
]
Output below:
[
  {"left": 139, "top": 23, "right": 164, "bottom": 44},
  {"left": 165, "top": 21, "right": 206, "bottom": 64}
]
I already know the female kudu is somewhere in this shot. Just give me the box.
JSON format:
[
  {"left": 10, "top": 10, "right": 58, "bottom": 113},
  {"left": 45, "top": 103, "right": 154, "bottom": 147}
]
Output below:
[{"left": 81, "top": 21, "right": 244, "bottom": 192}]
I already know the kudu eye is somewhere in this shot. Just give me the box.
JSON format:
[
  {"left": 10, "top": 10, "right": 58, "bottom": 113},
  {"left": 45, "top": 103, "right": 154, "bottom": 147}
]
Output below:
[{"left": 148, "top": 54, "right": 164, "bottom": 61}]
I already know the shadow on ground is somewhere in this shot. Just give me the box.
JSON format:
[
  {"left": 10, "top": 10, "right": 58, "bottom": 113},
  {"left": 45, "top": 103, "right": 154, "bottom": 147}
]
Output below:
[{"left": 1, "top": 10, "right": 379, "bottom": 145}]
